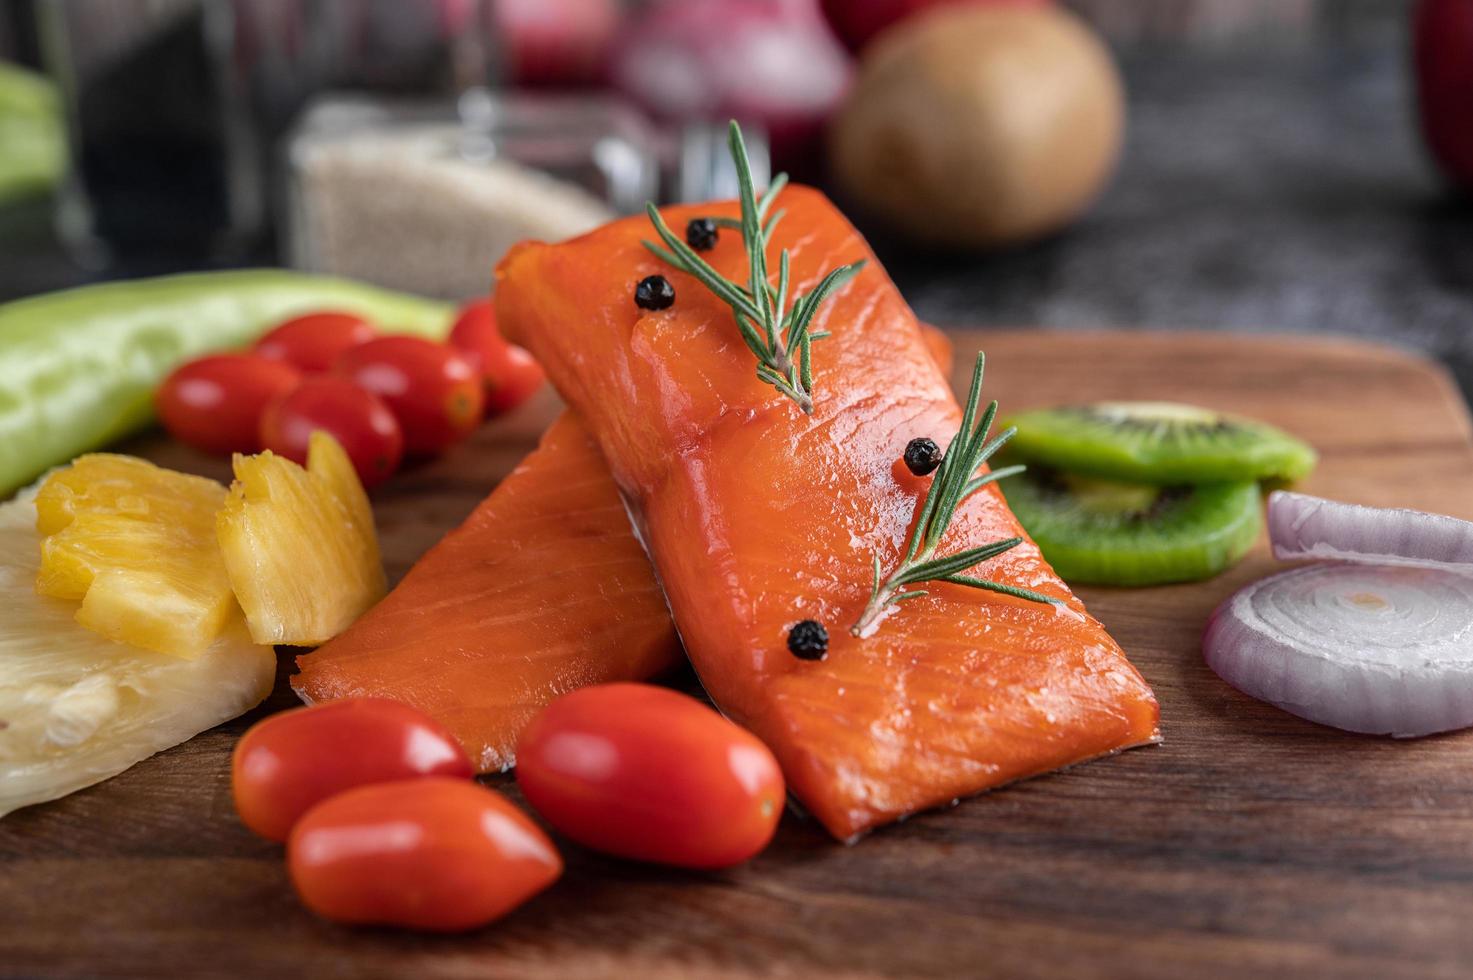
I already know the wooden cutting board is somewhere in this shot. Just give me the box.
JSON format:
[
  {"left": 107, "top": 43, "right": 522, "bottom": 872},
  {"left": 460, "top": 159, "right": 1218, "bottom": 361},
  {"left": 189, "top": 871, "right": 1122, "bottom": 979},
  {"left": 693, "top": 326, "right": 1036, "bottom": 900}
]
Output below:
[{"left": 5, "top": 330, "right": 1473, "bottom": 979}]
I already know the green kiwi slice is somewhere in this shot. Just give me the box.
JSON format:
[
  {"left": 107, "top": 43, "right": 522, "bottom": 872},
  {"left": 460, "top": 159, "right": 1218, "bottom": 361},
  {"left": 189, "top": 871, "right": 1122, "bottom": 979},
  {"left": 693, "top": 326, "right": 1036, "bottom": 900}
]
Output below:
[
  {"left": 1002, "top": 402, "right": 1316, "bottom": 484},
  {"left": 1000, "top": 465, "right": 1262, "bottom": 586}
]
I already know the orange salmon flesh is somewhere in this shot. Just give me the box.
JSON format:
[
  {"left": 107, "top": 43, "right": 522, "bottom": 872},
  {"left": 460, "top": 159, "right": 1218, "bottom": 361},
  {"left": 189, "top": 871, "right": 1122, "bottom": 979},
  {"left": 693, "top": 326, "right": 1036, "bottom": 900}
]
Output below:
[
  {"left": 293, "top": 413, "right": 682, "bottom": 772},
  {"left": 293, "top": 325, "right": 950, "bottom": 772},
  {"left": 495, "top": 186, "right": 1159, "bottom": 840}
]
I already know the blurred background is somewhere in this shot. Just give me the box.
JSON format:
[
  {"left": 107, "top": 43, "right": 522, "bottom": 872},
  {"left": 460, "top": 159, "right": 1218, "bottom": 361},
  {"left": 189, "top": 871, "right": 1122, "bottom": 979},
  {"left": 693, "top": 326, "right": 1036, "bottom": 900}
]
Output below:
[{"left": 2, "top": 0, "right": 1471, "bottom": 398}]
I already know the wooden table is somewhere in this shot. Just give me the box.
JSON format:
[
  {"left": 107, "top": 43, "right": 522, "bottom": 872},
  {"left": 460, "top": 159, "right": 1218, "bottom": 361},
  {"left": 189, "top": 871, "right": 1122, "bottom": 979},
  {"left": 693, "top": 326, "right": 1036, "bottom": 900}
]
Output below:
[{"left": 5, "top": 330, "right": 1473, "bottom": 979}]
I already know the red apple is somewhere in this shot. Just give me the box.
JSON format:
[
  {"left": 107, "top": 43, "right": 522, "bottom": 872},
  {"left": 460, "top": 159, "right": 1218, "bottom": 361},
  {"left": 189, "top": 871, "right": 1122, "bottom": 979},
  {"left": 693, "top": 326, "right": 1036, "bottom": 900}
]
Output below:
[
  {"left": 1415, "top": 0, "right": 1473, "bottom": 189},
  {"left": 820, "top": 0, "right": 1049, "bottom": 52}
]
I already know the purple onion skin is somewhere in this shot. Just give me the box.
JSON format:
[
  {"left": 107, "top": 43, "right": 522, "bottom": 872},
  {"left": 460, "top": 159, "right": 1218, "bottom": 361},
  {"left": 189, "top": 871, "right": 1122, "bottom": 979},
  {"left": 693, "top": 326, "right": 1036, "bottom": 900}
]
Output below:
[
  {"left": 1203, "top": 564, "right": 1473, "bottom": 738},
  {"left": 1268, "top": 490, "right": 1473, "bottom": 568}
]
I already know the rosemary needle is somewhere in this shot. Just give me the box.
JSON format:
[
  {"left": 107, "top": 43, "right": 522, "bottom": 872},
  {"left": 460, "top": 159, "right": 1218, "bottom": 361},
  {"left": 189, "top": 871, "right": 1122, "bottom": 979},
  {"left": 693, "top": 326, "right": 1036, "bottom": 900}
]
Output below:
[
  {"left": 641, "top": 121, "right": 866, "bottom": 415},
  {"left": 851, "top": 352, "right": 1056, "bottom": 637}
]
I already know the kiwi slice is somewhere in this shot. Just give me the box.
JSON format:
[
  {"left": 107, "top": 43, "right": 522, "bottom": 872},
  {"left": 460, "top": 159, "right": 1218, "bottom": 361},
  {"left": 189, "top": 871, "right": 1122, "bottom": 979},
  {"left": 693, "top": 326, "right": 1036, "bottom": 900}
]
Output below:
[
  {"left": 1000, "top": 465, "right": 1262, "bottom": 586},
  {"left": 1002, "top": 402, "right": 1316, "bottom": 484}
]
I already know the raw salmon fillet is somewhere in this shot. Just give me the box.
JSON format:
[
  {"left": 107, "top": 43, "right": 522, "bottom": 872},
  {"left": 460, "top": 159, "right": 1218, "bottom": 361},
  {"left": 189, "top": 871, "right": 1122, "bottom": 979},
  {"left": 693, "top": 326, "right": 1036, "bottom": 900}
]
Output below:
[
  {"left": 291, "top": 326, "right": 952, "bottom": 770},
  {"left": 293, "top": 412, "right": 681, "bottom": 771},
  {"left": 497, "top": 186, "right": 1159, "bottom": 839}
]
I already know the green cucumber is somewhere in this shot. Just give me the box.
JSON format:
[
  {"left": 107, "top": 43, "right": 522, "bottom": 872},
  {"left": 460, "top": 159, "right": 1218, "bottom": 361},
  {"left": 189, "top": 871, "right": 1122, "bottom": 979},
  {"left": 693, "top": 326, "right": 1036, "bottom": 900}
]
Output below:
[{"left": 0, "top": 270, "right": 453, "bottom": 496}]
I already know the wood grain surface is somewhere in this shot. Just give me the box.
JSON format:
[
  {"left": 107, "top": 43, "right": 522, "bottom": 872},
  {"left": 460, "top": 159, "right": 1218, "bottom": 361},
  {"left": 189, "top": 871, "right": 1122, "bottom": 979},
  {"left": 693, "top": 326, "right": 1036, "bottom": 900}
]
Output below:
[{"left": 4, "top": 329, "right": 1473, "bottom": 980}]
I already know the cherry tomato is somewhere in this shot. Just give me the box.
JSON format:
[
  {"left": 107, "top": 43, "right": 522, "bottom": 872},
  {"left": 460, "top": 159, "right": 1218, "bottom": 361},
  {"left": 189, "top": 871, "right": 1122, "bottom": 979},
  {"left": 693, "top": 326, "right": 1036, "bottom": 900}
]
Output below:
[
  {"left": 334, "top": 336, "right": 484, "bottom": 456},
  {"left": 516, "top": 684, "right": 784, "bottom": 869},
  {"left": 232, "top": 697, "right": 474, "bottom": 842},
  {"left": 259, "top": 377, "right": 403, "bottom": 487},
  {"left": 289, "top": 778, "right": 562, "bottom": 932},
  {"left": 254, "top": 312, "right": 377, "bottom": 372},
  {"left": 155, "top": 354, "right": 302, "bottom": 455},
  {"left": 448, "top": 299, "right": 545, "bottom": 416}
]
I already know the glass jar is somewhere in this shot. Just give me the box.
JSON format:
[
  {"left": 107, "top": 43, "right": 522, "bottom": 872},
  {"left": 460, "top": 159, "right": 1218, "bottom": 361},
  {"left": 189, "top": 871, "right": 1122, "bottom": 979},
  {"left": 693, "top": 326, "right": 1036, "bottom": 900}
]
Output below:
[
  {"left": 35, "top": 0, "right": 493, "bottom": 265},
  {"left": 283, "top": 90, "right": 769, "bottom": 299}
]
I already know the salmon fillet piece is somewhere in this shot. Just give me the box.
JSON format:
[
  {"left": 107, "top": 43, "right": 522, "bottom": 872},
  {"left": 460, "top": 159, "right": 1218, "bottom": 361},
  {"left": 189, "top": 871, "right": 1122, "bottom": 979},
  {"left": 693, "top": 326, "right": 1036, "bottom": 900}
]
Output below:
[
  {"left": 496, "top": 186, "right": 1159, "bottom": 839},
  {"left": 293, "top": 412, "right": 681, "bottom": 772},
  {"left": 291, "top": 327, "right": 952, "bottom": 770}
]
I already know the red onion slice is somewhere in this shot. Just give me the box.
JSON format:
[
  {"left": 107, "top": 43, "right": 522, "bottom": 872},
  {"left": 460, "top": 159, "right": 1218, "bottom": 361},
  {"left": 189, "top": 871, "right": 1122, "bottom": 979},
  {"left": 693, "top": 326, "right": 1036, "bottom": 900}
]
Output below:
[
  {"left": 1204, "top": 562, "right": 1473, "bottom": 737},
  {"left": 1268, "top": 490, "right": 1473, "bottom": 568}
]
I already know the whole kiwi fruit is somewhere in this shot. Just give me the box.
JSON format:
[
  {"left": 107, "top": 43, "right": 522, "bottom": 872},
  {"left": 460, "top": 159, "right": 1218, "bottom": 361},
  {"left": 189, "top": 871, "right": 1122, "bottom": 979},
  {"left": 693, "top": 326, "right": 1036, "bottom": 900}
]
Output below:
[{"left": 829, "top": 4, "right": 1125, "bottom": 248}]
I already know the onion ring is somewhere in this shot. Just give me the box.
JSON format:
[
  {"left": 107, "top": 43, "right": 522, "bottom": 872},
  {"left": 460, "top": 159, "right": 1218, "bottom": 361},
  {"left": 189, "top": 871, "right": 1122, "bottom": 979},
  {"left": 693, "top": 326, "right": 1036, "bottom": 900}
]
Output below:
[
  {"left": 1268, "top": 490, "right": 1473, "bottom": 568},
  {"left": 1203, "top": 562, "right": 1473, "bottom": 737}
]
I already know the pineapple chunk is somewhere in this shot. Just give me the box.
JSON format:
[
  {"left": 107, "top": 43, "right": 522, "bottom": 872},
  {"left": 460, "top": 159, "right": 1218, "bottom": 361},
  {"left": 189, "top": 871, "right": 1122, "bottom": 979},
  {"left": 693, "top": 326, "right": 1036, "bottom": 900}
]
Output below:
[
  {"left": 1, "top": 488, "right": 275, "bottom": 818},
  {"left": 34, "top": 455, "right": 235, "bottom": 658},
  {"left": 217, "top": 432, "right": 386, "bottom": 646}
]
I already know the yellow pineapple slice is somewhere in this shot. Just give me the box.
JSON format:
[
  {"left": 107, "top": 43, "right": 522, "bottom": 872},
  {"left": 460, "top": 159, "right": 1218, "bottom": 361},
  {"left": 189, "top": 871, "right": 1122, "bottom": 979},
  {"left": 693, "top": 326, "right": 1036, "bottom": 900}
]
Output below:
[
  {"left": 1, "top": 488, "right": 275, "bottom": 818},
  {"left": 217, "top": 431, "right": 386, "bottom": 646},
  {"left": 34, "top": 455, "right": 234, "bottom": 658}
]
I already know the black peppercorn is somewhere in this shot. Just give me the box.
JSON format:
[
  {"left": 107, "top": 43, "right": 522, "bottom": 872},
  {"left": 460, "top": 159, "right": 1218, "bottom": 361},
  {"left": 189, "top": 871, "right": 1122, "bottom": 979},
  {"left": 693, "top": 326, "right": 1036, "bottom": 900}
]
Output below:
[
  {"left": 903, "top": 437, "right": 943, "bottom": 476},
  {"left": 685, "top": 217, "right": 719, "bottom": 251},
  {"left": 787, "top": 619, "right": 829, "bottom": 660},
  {"left": 634, "top": 275, "right": 675, "bottom": 310}
]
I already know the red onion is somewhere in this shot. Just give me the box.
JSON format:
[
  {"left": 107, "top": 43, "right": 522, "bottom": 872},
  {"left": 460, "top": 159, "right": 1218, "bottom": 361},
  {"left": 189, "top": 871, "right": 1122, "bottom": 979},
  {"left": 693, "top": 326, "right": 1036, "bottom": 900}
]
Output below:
[
  {"left": 1268, "top": 490, "right": 1473, "bottom": 568},
  {"left": 1204, "top": 562, "right": 1473, "bottom": 737},
  {"left": 820, "top": 0, "right": 1050, "bottom": 53},
  {"left": 609, "top": 0, "right": 852, "bottom": 168},
  {"left": 488, "top": 0, "right": 623, "bottom": 87}
]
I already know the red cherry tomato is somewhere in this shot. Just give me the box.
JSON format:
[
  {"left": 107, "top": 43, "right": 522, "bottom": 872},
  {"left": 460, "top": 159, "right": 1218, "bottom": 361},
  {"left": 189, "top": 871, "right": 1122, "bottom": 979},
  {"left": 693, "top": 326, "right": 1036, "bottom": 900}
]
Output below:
[
  {"left": 516, "top": 684, "right": 784, "bottom": 869},
  {"left": 289, "top": 778, "right": 562, "bottom": 932},
  {"left": 448, "top": 299, "right": 545, "bottom": 416},
  {"left": 232, "top": 697, "right": 474, "bottom": 842},
  {"left": 155, "top": 354, "right": 302, "bottom": 455},
  {"left": 334, "top": 336, "right": 484, "bottom": 456},
  {"left": 259, "top": 377, "right": 403, "bottom": 487},
  {"left": 254, "top": 312, "right": 377, "bottom": 372}
]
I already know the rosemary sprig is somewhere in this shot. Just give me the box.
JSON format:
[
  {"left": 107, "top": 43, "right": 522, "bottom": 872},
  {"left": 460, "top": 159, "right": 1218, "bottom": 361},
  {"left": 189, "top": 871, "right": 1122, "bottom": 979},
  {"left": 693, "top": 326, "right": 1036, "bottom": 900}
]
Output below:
[
  {"left": 642, "top": 121, "right": 866, "bottom": 415},
  {"left": 851, "top": 352, "right": 1056, "bottom": 637}
]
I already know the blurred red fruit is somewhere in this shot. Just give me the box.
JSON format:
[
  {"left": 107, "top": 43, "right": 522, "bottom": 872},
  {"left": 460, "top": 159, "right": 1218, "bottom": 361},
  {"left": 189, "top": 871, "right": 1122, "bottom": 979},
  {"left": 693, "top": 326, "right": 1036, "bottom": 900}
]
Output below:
[
  {"left": 254, "top": 312, "right": 376, "bottom": 373},
  {"left": 491, "top": 0, "right": 622, "bottom": 86},
  {"left": 448, "top": 299, "right": 545, "bottom": 417},
  {"left": 820, "top": 0, "right": 1049, "bottom": 52},
  {"left": 260, "top": 378, "right": 404, "bottom": 488},
  {"left": 1415, "top": 0, "right": 1473, "bottom": 189},
  {"left": 610, "top": 0, "right": 851, "bottom": 173},
  {"left": 334, "top": 337, "right": 484, "bottom": 456},
  {"left": 156, "top": 355, "right": 302, "bottom": 456}
]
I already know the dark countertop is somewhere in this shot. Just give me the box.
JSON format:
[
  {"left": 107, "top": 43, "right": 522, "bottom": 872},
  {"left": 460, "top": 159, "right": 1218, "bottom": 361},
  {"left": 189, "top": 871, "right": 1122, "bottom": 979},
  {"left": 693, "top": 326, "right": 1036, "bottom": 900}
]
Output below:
[
  {"left": 5, "top": 17, "right": 1472, "bottom": 404},
  {"left": 875, "top": 31, "right": 1473, "bottom": 402}
]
